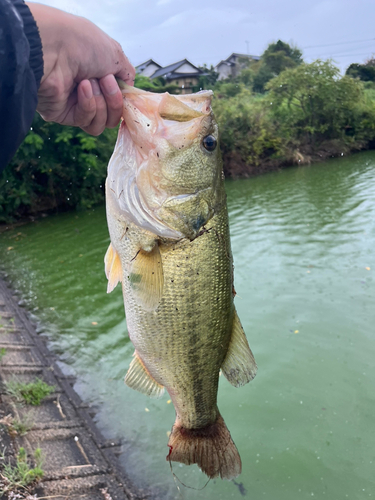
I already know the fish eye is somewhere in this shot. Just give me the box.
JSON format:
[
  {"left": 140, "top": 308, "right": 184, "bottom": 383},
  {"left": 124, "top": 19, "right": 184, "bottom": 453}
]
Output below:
[{"left": 202, "top": 135, "right": 217, "bottom": 152}]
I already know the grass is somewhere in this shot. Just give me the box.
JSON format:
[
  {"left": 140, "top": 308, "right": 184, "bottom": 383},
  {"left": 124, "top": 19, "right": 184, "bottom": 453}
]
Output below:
[
  {"left": 0, "top": 447, "right": 43, "bottom": 496},
  {"left": 0, "top": 348, "right": 6, "bottom": 363},
  {"left": 5, "top": 378, "right": 55, "bottom": 406},
  {"left": 0, "top": 414, "right": 33, "bottom": 437},
  {"left": 11, "top": 418, "right": 33, "bottom": 437}
]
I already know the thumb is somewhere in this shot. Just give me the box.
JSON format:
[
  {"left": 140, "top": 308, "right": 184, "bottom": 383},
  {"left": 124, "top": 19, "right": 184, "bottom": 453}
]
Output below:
[{"left": 109, "top": 41, "right": 135, "bottom": 85}]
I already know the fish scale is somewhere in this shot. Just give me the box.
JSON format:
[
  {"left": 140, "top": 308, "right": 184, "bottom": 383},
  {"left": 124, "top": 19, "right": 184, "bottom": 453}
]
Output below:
[
  {"left": 105, "top": 83, "right": 257, "bottom": 479},
  {"left": 119, "top": 203, "right": 232, "bottom": 428}
]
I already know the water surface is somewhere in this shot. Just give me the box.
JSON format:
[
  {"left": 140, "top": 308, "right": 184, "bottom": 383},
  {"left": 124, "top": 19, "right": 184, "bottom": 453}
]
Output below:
[{"left": 1, "top": 151, "right": 375, "bottom": 499}]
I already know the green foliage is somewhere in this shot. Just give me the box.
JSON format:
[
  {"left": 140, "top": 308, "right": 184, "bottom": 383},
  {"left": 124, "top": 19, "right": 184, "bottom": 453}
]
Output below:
[
  {"left": 6, "top": 378, "right": 55, "bottom": 405},
  {"left": 0, "top": 447, "right": 43, "bottom": 495},
  {"left": 0, "top": 114, "right": 117, "bottom": 222},
  {"left": 346, "top": 57, "right": 375, "bottom": 82},
  {"left": 134, "top": 74, "right": 179, "bottom": 94},
  {"left": 198, "top": 64, "right": 219, "bottom": 90},
  {"left": 0, "top": 347, "right": 6, "bottom": 362},
  {"left": 213, "top": 88, "right": 284, "bottom": 168},
  {"left": 266, "top": 60, "right": 366, "bottom": 143},
  {"left": 213, "top": 59, "right": 375, "bottom": 174},
  {"left": 252, "top": 64, "right": 276, "bottom": 93},
  {"left": 0, "top": 414, "right": 33, "bottom": 436},
  {"left": 215, "top": 40, "right": 304, "bottom": 94},
  {"left": 263, "top": 40, "right": 303, "bottom": 73},
  {"left": 9, "top": 417, "right": 33, "bottom": 437},
  {"left": 252, "top": 40, "right": 303, "bottom": 93},
  {"left": 2, "top": 56, "right": 375, "bottom": 218},
  {"left": 215, "top": 82, "right": 244, "bottom": 98}
]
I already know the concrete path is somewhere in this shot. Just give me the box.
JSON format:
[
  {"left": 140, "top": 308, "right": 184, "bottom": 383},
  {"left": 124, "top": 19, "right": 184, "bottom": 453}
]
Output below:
[{"left": 0, "top": 276, "right": 149, "bottom": 499}]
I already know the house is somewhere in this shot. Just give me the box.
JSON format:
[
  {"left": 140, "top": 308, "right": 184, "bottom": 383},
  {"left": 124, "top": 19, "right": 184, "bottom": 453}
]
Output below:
[
  {"left": 135, "top": 59, "right": 162, "bottom": 78},
  {"left": 151, "top": 59, "right": 203, "bottom": 94},
  {"left": 215, "top": 53, "right": 260, "bottom": 81},
  {"left": 137, "top": 59, "right": 203, "bottom": 94}
]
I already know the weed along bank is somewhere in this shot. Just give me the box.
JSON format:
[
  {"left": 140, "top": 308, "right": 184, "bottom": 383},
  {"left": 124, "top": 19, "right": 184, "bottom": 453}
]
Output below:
[{"left": 0, "top": 277, "right": 147, "bottom": 499}]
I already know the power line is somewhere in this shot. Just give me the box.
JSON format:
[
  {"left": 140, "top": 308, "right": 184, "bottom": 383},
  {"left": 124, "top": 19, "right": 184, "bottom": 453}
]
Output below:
[
  {"left": 303, "top": 38, "right": 375, "bottom": 49},
  {"left": 316, "top": 46, "right": 375, "bottom": 57},
  {"left": 313, "top": 52, "right": 375, "bottom": 60}
]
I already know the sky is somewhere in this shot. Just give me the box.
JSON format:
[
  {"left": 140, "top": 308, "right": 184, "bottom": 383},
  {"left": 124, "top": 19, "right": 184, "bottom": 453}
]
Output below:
[{"left": 31, "top": 0, "right": 375, "bottom": 73}]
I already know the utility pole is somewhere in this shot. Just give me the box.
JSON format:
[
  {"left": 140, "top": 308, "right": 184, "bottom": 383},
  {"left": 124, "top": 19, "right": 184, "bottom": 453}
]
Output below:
[{"left": 245, "top": 40, "right": 250, "bottom": 55}]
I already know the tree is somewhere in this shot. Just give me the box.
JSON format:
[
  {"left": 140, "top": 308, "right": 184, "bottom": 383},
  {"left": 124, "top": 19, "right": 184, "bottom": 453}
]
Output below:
[
  {"left": 267, "top": 60, "right": 364, "bottom": 144},
  {"left": 198, "top": 65, "right": 219, "bottom": 90},
  {"left": 253, "top": 40, "right": 303, "bottom": 93},
  {"left": 0, "top": 114, "right": 117, "bottom": 221},
  {"left": 346, "top": 58, "right": 375, "bottom": 82},
  {"left": 263, "top": 40, "right": 303, "bottom": 73},
  {"left": 134, "top": 74, "right": 179, "bottom": 94}
]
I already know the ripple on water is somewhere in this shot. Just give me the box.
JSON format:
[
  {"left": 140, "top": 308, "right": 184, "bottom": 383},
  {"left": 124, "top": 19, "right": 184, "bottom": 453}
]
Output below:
[{"left": 1, "top": 151, "right": 375, "bottom": 499}]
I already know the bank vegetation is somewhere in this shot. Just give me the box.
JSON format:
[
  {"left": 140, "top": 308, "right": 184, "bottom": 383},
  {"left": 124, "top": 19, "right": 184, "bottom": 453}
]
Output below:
[{"left": 2, "top": 41, "right": 375, "bottom": 221}]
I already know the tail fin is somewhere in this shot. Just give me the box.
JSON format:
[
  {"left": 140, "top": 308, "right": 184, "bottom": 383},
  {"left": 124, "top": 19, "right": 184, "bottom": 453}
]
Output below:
[{"left": 166, "top": 413, "right": 241, "bottom": 480}]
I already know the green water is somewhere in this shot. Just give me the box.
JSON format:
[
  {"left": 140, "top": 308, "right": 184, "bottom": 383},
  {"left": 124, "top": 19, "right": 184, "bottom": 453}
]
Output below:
[{"left": 1, "top": 152, "right": 375, "bottom": 499}]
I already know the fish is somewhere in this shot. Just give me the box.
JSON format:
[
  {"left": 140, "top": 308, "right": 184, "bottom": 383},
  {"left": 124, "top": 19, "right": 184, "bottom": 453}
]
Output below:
[{"left": 104, "top": 82, "right": 257, "bottom": 480}]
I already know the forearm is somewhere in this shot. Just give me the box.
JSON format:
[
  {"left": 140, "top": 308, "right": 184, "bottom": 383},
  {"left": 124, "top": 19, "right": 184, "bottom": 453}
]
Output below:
[
  {"left": 0, "top": 0, "right": 43, "bottom": 174},
  {"left": 1, "top": 0, "right": 135, "bottom": 172}
]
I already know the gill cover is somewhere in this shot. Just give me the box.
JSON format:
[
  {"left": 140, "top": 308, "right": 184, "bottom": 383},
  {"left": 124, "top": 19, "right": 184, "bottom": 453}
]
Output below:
[{"left": 106, "top": 83, "right": 222, "bottom": 240}]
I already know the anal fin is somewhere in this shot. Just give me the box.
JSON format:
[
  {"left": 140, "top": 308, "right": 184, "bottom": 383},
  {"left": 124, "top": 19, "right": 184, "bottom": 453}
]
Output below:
[
  {"left": 125, "top": 351, "right": 164, "bottom": 399},
  {"left": 127, "top": 243, "right": 163, "bottom": 311},
  {"left": 221, "top": 309, "right": 257, "bottom": 387},
  {"left": 104, "top": 243, "right": 123, "bottom": 293}
]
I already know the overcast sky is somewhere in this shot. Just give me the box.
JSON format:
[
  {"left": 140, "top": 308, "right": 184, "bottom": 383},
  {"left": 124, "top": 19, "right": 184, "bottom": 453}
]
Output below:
[{"left": 31, "top": 0, "right": 375, "bottom": 72}]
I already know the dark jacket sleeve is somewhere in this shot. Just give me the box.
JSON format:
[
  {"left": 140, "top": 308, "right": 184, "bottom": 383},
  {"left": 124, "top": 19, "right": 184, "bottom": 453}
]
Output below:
[{"left": 0, "top": 0, "right": 44, "bottom": 174}]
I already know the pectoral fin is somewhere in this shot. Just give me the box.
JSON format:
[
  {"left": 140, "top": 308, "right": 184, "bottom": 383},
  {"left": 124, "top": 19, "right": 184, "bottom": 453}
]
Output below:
[
  {"left": 127, "top": 243, "right": 163, "bottom": 311},
  {"left": 221, "top": 309, "right": 257, "bottom": 387},
  {"left": 104, "top": 243, "right": 123, "bottom": 293},
  {"left": 125, "top": 351, "right": 164, "bottom": 398}
]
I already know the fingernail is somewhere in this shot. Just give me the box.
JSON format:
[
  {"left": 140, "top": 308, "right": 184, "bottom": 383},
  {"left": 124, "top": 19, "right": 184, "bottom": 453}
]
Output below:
[
  {"left": 90, "top": 79, "right": 101, "bottom": 96},
  {"left": 101, "top": 75, "right": 118, "bottom": 96},
  {"left": 83, "top": 82, "right": 93, "bottom": 100}
]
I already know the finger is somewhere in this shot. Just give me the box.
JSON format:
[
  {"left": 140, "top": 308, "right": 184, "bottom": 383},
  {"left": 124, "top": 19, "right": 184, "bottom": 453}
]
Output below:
[
  {"left": 99, "top": 74, "right": 124, "bottom": 128},
  {"left": 110, "top": 41, "right": 135, "bottom": 85},
  {"left": 80, "top": 79, "right": 107, "bottom": 136},
  {"left": 72, "top": 80, "right": 97, "bottom": 128}
]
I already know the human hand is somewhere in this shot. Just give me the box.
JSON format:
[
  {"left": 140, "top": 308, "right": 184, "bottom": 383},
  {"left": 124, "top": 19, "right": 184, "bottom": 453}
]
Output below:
[{"left": 27, "top": 3, "right": 135, "bottom": 135}]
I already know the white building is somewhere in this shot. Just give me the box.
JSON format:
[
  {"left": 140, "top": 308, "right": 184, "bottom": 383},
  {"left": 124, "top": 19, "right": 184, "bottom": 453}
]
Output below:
[
  {"left": 215, "top": 53, "right": 260, "bottom": 81},
  {"left": 135, "top": 59, "right": 162, "bottom": 78}
]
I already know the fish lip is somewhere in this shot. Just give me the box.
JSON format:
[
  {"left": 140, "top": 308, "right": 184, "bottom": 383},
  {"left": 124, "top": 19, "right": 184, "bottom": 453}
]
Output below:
[{"left": 117, "top": 79, "right": 214, "bottom": 101}]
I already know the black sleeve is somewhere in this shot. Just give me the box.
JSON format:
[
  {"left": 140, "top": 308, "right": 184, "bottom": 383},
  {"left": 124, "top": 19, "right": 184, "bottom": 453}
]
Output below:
[{"left": 0, "top": 0, "right": 44, "bottom": 174}]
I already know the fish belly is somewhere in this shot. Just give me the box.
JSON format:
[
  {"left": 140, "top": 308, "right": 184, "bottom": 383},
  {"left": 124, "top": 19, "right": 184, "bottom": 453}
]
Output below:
[{"left": 124, "top": 203, "right": 233, "bottom": 430}]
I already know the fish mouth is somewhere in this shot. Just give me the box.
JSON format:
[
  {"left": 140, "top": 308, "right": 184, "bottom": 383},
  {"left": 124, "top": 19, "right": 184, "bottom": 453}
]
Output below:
[
  {"left": 117, "top": 79, "right": 213, "bottom": 108},
  {"left": 107, "top": 83, "right": 217, "bottom": 240},
  {"left": 118, "top": 82, "right": 213, "bottom": 155}
]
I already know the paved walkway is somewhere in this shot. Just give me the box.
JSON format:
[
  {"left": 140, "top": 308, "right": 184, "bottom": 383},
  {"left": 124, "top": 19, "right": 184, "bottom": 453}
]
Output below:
[{"left": 0, "top": 276, "right": 148, "bottom": 499}]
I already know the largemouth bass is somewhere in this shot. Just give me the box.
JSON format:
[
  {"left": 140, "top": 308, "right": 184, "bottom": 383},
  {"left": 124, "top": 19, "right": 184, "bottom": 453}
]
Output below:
[{"left": 104, "top": 83, "right": 257, "bottom": 480}]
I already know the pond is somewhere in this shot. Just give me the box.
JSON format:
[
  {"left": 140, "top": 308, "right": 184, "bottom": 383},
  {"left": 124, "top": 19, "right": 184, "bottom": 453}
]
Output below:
[{"left": 1, "top": 151, "right": 374, "bottom": 499}]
